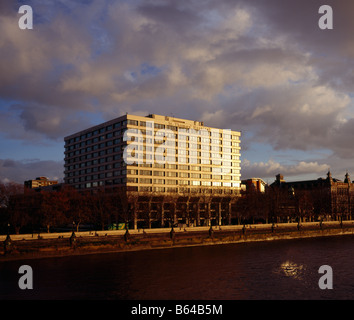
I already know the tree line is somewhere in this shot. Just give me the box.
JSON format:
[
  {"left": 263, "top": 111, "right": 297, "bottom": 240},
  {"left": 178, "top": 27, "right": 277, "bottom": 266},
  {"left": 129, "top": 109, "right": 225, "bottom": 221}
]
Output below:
[
  {"left": 0, "top": 181, "right": 351, "bottom": 235},
  {"left": 0, "top": 182, "right": 131, "bottom": 235}
]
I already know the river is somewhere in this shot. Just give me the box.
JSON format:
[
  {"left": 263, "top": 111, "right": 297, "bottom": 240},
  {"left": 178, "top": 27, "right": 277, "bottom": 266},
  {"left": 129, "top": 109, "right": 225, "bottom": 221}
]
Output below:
[{"left": 1, "top": 234, "right": 354, "bottom": 300}]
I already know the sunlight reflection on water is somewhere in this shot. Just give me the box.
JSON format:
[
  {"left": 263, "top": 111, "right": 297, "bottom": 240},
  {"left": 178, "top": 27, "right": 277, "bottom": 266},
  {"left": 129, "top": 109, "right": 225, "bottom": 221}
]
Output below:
[{"left": 278, "top": 260, "right": 306, "bottom": 280}]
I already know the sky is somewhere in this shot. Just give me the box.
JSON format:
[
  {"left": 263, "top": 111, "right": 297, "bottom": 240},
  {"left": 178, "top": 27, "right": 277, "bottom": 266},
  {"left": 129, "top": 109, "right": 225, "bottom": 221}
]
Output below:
[{"left": 1, "top": 0, "right": 354, "bottom": 185}]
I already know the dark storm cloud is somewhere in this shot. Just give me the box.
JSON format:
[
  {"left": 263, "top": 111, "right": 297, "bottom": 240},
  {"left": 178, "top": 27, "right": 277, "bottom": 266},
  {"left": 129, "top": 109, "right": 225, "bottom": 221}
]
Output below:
[{"left": 2, "top": 0, "right": 354, "bottom": 181}]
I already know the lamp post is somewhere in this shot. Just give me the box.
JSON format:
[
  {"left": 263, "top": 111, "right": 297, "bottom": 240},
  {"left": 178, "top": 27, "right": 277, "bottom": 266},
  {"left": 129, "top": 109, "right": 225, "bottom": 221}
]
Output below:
[
  {"left": 4, "top": 223, "right": 12, "bottom": 255},
  {"left": 70, "top": 221, "right": 76, "bottom": 248},
  {"left": 124, "top": 220, "right": 130, "bottom": 242}
]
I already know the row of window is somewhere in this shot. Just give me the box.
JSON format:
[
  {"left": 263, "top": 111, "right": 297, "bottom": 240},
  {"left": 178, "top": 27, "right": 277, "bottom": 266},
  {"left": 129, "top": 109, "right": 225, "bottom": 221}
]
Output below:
[
  {"left": 67, "top": 176, "right": 240, "bottom": 186},
  {"left": 66, "top": 146, "right": 240, "bottom": 160},
  {"left": 127, "top": 179, "right": 240, "bottom": 186},
  {"left": 65, "top": 153, "right": 240, "bottom": 169},
  {"left": 65, "top": 156, "right": 124, "bottom": 169},
  {"left": 66, "top": 120, "right": 128, "bottom": 144},
  {"left": 66, "top": 137, "right": 240, "bottom": 155},
  {"left": 66, "top": 165, "right": 240, "bottom": 177},
  {"left": 66, "top": 145, "right": 123, "bottom": 158},
  {"left": 66, "top": 118, "right": 240, "bottom": 146},
  {"left": 137, "top": 169, "right": 240, "bottom": 176},
  {"left": 65, "top": 143, "right": 240, "bottom": 162},
  {"left": 66, "top": 136, "right": 124, "bottom": 151},
  {"left": 138, "top": 187, "right": 239, "bottom": 193},
  {"left": 127, "top": 134, "right": 240, "bottom": 146},
  {"left": 71, "top": 182, "right": 241, "bottom": 192}
]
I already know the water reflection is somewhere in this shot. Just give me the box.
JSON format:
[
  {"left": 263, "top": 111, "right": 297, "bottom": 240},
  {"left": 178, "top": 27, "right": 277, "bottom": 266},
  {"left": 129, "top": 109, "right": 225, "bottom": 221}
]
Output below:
[
  {"left": 278, "top": 260, "right": 306, "bottom": 280},
  {"left": 1, "top": 236, "right": 354, "bottom": 299}
]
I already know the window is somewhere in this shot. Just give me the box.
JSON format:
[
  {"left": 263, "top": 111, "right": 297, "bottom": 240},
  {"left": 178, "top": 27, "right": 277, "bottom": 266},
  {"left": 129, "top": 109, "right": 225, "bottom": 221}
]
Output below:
[
  {"left": 153, "top": 171, "right": 165, "bottom": 176},
  {"left": 153, "top": 187, "right": 165, "bottom": 192},
  {"left": 140, "top": 178, "right": 152, "bottom": 184},
  {"left": 154, "top": 123, "right": 165, "bottom": 129},
  {"left": 140, "top": 186, "right": 152, "bottom": 192},
  {"left": 166, "top": 172, "right": 177, "bottom": 177},
  {"left": 190, "top": 173, "right": 201, "bottom": 178},
  {"left": 153, "top": 179, "right": 165, "bottom": 184},
  {"left": 127, "top": 120, "right": 138, "bottom": 126},
  {"left": 166, "top": 180, "right": 177, "bottom": 185},
  {"left": 166, "top": 125, "right": 177, "bottom": 131}
]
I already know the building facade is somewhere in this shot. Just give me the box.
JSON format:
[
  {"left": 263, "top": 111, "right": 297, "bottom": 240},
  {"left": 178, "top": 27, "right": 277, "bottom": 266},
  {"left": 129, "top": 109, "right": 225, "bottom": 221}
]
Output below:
[
  {"left": 241, "top": 178, "right": 267, "bottom": 193},
  {"left": 270, "top": 172, "right": 354, "bottom": 221},
  {"left": 24, "top": 177, "right": 58, "bottom": 189},
  {"left": 64, "top": 114, "right": 242, "bottom": 228},
  {"left": 64, "top": 113, "right": 241, "bottom": 195}
]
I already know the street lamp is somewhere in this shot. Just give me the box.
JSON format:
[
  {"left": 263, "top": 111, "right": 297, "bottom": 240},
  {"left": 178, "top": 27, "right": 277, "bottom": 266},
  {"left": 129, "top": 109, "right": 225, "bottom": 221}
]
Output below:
[
  {"left": 4, "top": 223, "right": 12, "bottom": 255},
  {"left": 70, "top": 221, "right": 76, "bottom": 248}
]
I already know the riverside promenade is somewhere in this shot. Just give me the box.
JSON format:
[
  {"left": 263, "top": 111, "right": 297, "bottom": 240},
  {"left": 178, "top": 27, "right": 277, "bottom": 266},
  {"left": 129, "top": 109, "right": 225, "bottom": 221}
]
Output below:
[{"left": 1, "top": 221, "right": 354, "bottom": 260}]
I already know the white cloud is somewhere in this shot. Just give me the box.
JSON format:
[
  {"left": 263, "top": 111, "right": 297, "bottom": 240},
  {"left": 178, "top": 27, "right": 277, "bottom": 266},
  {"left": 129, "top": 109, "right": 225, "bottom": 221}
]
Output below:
[{"left": 242, "top": 159, "right": 329, "bottom": 181}]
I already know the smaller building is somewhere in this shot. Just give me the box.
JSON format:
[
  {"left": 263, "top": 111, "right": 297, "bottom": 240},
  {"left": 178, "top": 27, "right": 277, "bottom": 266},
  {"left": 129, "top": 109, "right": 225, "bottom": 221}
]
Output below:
[
  {"left": 270, "top": 171, "right": 354, "bottom": 221},
  {"left": 241, "top": 178, "right": 267, "bottom": 192},
  {"left": 24, "top": 177, "right": 58, "bottom": 189}
]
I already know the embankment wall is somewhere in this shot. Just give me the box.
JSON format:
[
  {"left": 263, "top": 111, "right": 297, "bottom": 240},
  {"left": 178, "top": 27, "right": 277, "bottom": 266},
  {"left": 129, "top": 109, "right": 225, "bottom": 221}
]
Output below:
[{"left": 1, "top": 221, "right": 354, "bottom": 261}]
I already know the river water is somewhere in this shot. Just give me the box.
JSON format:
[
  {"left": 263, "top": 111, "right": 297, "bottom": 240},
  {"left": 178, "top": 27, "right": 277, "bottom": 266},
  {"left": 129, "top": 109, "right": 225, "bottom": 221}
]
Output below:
[{"left": 1, "top": 235, "right": 354, "bottom": 300}]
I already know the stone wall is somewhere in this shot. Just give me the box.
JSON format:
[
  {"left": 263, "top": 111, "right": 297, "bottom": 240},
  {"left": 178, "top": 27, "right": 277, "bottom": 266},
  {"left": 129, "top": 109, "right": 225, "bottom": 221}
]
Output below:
[{"left": 1, "top": 222, "right": 354, "bottom": 261}]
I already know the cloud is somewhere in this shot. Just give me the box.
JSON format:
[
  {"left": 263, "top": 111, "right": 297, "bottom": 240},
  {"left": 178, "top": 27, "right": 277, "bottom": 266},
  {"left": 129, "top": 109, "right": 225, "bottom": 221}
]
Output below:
[
  {"left": 242, "top": 159, "right": 329, "bottom": 181},
  {"left": 0, "top": 158, "right": 64, "bottom": 184},
  {"left": 2, "top": 0, "right": 354, "bottom": 182}
]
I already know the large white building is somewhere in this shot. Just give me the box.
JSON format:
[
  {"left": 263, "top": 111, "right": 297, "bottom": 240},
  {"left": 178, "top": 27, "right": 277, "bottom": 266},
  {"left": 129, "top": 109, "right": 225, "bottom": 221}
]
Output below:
[{"left": 64, "top": 113, "right": 241, "bottom": 196}]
